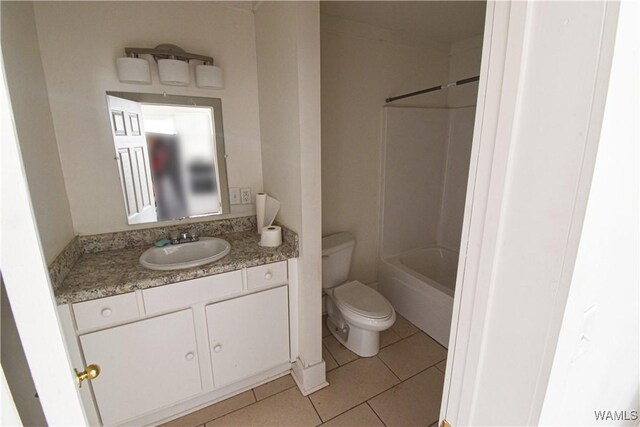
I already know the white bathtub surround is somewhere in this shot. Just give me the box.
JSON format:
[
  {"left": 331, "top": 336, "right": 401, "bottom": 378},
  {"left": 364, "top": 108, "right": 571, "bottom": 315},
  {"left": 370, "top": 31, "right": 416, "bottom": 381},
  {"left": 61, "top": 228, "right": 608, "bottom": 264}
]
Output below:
[
  {"left": 380, "top": 247, "right": 457, "bottom": 347},
  {"left": 379, "top": 106, "right": 476, "bottom": 348}
]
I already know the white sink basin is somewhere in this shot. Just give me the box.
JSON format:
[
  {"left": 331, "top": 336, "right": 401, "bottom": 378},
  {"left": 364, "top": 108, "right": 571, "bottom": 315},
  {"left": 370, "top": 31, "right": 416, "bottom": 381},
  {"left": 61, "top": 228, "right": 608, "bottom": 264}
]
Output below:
[{"left": 139, "top": 237, "right": 231, "bottom": 271}]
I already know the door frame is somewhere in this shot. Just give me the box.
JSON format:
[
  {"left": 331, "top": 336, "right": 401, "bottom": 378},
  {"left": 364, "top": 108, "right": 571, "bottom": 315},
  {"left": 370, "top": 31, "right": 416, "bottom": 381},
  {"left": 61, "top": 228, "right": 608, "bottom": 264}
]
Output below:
[
  {"left": 440, "top": 0, "right": 620, "bottom": 425},
  {"left": 0, "top": 56, "right": 88, "bottom": 424},
  {"left": 439, "top": 2, "right": 525, "bottom": 423}
]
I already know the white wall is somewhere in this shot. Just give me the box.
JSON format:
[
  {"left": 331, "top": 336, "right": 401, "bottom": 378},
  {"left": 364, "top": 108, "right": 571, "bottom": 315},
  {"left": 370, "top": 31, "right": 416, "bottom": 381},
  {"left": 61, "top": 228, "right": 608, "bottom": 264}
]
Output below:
[
  {"left": 33, "top": 2, "right": 263, "bottom": 235},
  {"left": 381, "top": 106, "right": 476, "bottom": 257},
  {"left": 1, "top": 1, "right": 74, "bottom": 263},
  {"left": 447, "top": 35, "right": 483, "bottom": 108},
  {"left": 540, "top": 2, "right": 639, "bottom": 424},
  {"left": 255, "top": 1, "right": 325, "bottom": 391},
  {"left": 438, "top": 107, "right": 476, "bottom": 251},
  {"left": 381, "top": 107, "right": 449, "bottom": 258},
  {"left": 321, "top": 13, "right": 451, "bottom": 283}
]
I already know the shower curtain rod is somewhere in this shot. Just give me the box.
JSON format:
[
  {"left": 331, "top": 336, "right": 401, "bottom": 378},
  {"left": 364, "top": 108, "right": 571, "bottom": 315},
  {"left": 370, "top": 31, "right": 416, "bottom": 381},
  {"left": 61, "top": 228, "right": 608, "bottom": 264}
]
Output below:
[{"left": 385, "top": 75, "right": 480, "bottom": 103}]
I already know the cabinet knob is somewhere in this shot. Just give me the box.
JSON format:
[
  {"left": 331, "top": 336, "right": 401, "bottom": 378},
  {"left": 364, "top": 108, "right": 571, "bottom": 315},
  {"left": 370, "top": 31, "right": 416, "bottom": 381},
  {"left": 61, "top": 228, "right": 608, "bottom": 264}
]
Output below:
[
  {"left": 213, "top": 344, "right": 222, "bottom": 353},
  {"left": 264, "top": 272, "right": 273, "bottom": 280},
  {"left": 101, "top": 308, "right": 112, "bottom": 317},
  {"left": 75, "top": 364, "right": 100, "bottom": 388},
  {"left": 185, "top": 352, "right": 195, "bottom": 361}
]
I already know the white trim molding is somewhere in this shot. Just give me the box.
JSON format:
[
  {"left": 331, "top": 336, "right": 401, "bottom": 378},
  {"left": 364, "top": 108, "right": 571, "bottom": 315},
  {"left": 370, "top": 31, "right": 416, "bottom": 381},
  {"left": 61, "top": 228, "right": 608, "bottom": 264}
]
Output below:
[{"left": 291, "top": 358, "right": 328, "bottom": 396}]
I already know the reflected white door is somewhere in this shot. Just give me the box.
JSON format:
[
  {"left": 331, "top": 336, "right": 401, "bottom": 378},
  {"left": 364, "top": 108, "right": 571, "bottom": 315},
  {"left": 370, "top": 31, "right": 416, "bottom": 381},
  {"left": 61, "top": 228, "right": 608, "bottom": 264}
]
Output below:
[{"left": 107, "top": 95, "right": 157, "bottom": 224}]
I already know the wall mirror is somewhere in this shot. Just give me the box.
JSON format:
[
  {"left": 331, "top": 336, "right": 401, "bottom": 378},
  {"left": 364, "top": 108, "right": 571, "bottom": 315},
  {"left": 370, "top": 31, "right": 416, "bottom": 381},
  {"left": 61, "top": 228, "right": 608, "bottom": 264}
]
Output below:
[{"left": 106, "top": 92, "right": 230, "bottom": 225}]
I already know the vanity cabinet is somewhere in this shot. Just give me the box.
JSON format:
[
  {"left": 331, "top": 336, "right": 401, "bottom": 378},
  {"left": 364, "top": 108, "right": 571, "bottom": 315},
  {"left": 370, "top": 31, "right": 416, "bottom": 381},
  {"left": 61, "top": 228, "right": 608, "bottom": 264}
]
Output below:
[
  {"left": 62, "top": 261, "right": 292, "bottom": 426},
  {"left": 80, "top": 309, "right": 201, "bottom": 426},
  {"left": 207, "top": 286, "right": 289, "bottom": 387}
]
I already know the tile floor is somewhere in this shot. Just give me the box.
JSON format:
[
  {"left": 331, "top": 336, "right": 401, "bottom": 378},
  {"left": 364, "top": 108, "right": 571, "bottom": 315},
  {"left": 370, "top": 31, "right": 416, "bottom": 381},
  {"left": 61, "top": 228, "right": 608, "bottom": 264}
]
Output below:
[{"left": 161, "top": 314, "right": 447, "bottom": 427}]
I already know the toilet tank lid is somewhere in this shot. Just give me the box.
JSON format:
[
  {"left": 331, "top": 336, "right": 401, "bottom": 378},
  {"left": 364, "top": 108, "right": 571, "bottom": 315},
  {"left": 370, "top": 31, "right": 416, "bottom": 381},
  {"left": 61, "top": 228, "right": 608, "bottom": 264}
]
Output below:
[{"left": 322, "top": 232, "right": 355, "bottom": 256}]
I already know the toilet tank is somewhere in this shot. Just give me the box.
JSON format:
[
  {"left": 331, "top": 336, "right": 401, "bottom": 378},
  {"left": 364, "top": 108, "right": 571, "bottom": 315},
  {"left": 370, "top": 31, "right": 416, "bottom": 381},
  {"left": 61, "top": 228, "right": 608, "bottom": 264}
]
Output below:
[{"left": 321, "top": 232, "right": 355, "bottom": 289}]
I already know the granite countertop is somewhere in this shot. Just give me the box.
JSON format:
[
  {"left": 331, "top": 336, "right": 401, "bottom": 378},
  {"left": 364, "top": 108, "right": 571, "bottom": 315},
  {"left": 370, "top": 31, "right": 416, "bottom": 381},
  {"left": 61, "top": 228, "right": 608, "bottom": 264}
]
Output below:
[{"left": 55, "top": 230, "right": 297, "bottom": 305}]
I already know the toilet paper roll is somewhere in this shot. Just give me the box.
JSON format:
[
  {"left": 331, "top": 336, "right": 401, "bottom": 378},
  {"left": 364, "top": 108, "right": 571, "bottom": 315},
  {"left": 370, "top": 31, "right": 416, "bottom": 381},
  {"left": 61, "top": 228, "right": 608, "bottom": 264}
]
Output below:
[
  {"left": 264, "top": 196, "right": 280, "bottom": 227},
  {"left": 259, "top": 226, "right": 282, "bottom": 247},
  {"left": 256, "top": 193, "right": 267, "bottom": 234}
]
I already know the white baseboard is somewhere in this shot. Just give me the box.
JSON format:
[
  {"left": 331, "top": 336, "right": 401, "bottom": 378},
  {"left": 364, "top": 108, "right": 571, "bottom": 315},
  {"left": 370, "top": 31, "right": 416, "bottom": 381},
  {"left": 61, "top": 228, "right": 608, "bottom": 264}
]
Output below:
[{"left": 291, "top": 358, "right": 328, "bottom": 396}]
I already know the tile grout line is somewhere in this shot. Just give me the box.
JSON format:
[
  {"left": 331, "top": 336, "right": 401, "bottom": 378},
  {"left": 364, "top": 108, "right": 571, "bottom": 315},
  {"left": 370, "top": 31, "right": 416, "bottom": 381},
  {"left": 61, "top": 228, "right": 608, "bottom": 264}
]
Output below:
[
  {"left": 366, "top": 401, "right": 388, "bottom": 427},
  {"left": 375, "top": 354, "right": 402, "bottom": 383},
  {"left": 308, "top": 393, "right": 324, "bottom": 426},
  {"left": 396, "top": 358, "right": 449, "bottom": 384},
  {"left": 200, "top": 389, "right": 260, "bottom": 425},
  {"left": 315, "top": 361, "right": 406, "bottom": 424}
]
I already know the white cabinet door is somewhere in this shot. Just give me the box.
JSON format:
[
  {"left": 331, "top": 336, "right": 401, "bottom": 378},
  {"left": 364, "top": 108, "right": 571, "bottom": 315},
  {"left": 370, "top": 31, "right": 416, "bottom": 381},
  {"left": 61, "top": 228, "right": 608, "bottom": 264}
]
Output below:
[
  {"left": 80, "top": 310, "right": 201, "bottom": 425},
  {"left": 206, "top": 286, "right": 290, "bottom": 387}
]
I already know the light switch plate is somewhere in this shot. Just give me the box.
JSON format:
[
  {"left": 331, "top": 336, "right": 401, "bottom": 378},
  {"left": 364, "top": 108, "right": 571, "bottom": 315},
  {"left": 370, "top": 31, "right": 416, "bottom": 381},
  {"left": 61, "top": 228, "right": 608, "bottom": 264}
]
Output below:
[
  {"left": 229, "top": 187, "right": 241, "bottom": 205},
  {"left": 240, "top": 188, "right": 252, "bottom": 204}
]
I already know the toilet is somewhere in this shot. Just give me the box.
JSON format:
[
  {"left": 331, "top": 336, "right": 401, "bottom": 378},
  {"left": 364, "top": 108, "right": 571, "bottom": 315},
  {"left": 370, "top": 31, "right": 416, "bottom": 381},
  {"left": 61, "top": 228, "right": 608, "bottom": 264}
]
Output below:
[{"left": 322, "top": 232, "right": 396, "bottom": 357}]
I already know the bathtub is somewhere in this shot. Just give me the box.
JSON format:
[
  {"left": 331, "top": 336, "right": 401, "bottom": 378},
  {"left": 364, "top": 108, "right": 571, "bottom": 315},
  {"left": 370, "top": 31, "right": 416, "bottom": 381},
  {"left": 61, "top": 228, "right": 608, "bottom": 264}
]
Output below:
[{"left": 379, "top": 246, "right": 458, "bottom": 348}]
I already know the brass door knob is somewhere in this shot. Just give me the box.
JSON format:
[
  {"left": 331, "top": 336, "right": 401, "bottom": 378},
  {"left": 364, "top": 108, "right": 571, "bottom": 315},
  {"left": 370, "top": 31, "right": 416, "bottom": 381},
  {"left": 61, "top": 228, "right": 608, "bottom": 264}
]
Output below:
[{"left": 75, "top": 364, "right": 100, "bottom": 387}]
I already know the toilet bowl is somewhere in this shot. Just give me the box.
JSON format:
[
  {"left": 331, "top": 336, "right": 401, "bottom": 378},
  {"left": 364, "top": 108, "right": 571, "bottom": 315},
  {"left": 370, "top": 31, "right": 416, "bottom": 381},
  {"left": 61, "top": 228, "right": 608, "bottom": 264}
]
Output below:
[{"left": 322, "top": 233, "right": 396, "bottom": 357}]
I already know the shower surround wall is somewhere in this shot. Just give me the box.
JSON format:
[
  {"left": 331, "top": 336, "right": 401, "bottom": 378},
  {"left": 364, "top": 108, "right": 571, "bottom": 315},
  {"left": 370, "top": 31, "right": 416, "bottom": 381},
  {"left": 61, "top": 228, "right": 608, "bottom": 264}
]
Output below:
[
  {"left": 381, "top": 106, "right": 476, "bottom": 258},
  {"left": 378, "top": 105, "right": 475, "bottom": 346}
]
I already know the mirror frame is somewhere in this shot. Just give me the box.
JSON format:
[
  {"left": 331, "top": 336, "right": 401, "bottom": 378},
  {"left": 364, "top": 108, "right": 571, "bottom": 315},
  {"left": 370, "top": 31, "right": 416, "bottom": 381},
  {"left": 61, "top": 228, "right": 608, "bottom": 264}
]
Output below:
[{"left": 106, "top": 91, "right": 231, "bottom": 218}]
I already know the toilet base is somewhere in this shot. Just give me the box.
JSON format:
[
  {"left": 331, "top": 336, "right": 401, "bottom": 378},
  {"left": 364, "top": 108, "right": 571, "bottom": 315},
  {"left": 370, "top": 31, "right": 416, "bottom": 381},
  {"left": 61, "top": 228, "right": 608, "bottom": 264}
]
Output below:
[{"left": 326, "top": 312, "right": 381, "bottom": 357}]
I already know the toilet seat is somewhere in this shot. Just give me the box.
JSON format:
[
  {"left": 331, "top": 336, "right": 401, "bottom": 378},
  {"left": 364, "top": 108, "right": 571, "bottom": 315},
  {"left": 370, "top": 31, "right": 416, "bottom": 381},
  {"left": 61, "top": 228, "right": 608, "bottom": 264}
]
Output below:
[{"left": 333, "top": 281, "right": 394, "bottom": 319}]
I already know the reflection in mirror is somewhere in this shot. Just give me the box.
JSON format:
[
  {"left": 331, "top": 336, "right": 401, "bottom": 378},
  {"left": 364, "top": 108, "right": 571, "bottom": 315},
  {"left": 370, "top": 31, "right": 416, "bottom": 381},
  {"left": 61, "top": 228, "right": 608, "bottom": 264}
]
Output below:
[{"left": 106, "top": 92, "right": 229, "bottom": 225}]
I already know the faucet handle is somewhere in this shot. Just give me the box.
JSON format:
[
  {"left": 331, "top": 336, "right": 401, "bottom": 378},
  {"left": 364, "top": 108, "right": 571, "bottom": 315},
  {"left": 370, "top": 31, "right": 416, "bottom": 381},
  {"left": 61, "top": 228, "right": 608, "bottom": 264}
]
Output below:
[
  {"left": 169, "top": 232, "right": 180, "bottom": 244},
  {"left": 190, "top": 233, "right": 199, "bottom": 241}
]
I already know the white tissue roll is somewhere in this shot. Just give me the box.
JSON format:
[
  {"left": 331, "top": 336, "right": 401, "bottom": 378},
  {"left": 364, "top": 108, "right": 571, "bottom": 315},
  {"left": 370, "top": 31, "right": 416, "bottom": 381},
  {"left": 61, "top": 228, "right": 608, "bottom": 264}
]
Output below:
[
  {"left": 260, "top": 226, "right": 282, "bottom": 247},
  {"left": 256, "top": 193, "right": 267, "bottom": 234},
  {"left": 264, "top": 196, "right": 281, "bottom": 227}
]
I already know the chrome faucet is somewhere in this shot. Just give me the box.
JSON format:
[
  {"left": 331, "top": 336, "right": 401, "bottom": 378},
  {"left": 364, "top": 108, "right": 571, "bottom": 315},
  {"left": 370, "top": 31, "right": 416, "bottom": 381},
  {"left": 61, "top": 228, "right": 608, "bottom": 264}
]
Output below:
[{"left": 169, "top": 230, "right": 199, "bottom": 245}]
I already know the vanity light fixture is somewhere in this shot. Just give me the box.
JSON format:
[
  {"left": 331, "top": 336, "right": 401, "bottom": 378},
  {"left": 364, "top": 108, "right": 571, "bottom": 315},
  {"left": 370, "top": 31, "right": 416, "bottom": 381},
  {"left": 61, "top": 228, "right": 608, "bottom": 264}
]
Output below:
[
  {"left": 158, "top": 58, "right": 190, "bottom": 86},
  {"left": 116, "top": 57, "right": 151, "bottom": 84},
  {"left": 116, "top": 44, "right": 223, "bottom": 89},
  {"left": 195, "top": 64, "right": 224, "bottom": 89}
]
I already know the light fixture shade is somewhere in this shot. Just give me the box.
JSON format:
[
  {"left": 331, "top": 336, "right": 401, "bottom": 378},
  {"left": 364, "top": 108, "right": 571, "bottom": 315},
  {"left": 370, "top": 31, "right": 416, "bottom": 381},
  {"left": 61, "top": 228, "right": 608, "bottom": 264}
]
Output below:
[
  {"left": 195, "top": 64, "right": 223, "bottom": 89},
  {"left": 158, "top": 59, "right": 190, "bottom": 86},
  {"left": 116, "top": 57, "right": 151, "bottom": 84}
]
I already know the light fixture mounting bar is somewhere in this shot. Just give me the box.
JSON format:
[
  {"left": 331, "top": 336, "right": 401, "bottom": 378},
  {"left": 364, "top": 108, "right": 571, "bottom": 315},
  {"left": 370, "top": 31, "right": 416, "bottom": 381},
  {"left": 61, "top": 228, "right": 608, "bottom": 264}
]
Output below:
[{"left": 125, "top": 44, "right": 214, "bottom": 65}]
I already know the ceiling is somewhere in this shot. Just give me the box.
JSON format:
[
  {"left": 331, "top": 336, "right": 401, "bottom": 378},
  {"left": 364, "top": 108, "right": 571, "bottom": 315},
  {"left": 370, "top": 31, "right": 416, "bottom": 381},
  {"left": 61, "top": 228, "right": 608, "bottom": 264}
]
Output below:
[{"left": 321, "top": 1, "right": 486, "bottom": 45}]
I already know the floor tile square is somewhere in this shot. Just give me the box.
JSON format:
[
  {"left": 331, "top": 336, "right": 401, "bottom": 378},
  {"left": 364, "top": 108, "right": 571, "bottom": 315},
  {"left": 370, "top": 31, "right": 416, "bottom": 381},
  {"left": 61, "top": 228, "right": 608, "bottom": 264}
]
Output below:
[
  {"left": 206, "top": 387, "right": 320, "bottom": 427},
  {"left": 160, "top": 390, "right": 255, "bottom": 427},
  {"left": 378, "top": 332, "right": 447, "bottom": 380},
  {"left": 323, "top": 345, "right": 339, "bottom": 371},
  {"left": 369, "top": 367, "right": 444, "bottom": 427},
  {"left": 321, "top": 403, "right": 384, "bottom": 426},
  {"left": 253, "top": 374, "right": 296, "bottom": 401},
  {"left": 310, "top": 357, "right": 399, "bottom": 421},
  {"left": 435, "top": 359, "right": 447, "bottom": 373},
  {"left": 323, "top": 335, "right": 359, "bottom": 366},
  {"left": 391, "top": 314, "right": 420, "bottom": 338},
  {"left": 380, "top": 328, "right": 402, "bottom": 348}
]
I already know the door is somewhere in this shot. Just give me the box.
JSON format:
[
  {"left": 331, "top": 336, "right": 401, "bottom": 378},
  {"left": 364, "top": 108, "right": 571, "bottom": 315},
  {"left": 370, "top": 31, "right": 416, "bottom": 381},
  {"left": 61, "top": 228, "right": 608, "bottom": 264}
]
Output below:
[
  {"left": 107, "top": 95, "right": 157, "bottom": 224},
  {"left": 1, "top": 61, "right": 87, "bottom": 424},
  {"left": 206, "top": 286, "right": 290, "bottom": 387},
  {"left": 80, "top": 310, "right": 201, "bottom": 425}
]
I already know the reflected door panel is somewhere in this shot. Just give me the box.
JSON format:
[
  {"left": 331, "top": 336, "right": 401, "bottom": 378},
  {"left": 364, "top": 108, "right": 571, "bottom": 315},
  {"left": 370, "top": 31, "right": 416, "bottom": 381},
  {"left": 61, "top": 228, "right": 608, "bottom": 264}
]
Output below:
[{"left": 108, "top": 95, "right": 158, "bottom": 224}]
